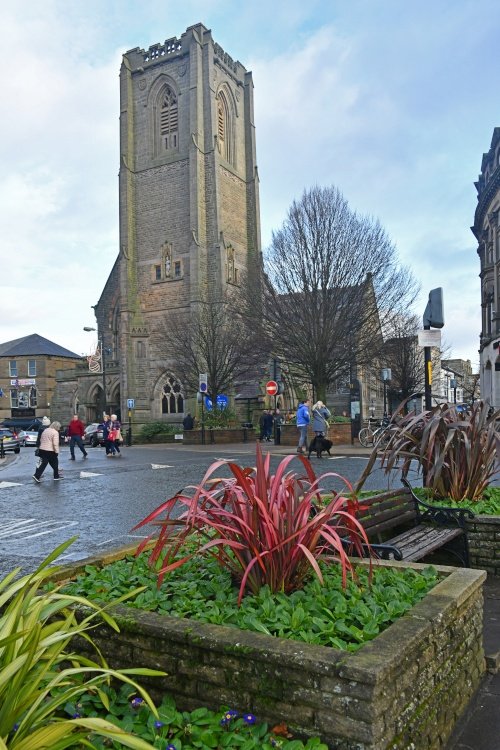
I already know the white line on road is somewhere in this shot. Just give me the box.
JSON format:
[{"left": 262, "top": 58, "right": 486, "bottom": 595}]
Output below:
[
  {"left": 151, "top": 464, "right": 173, "bottom": 469},
  {"left": 0, "top": 481, "right": 23, "bottom": 489},
  {"left": 80, "top": 471, "right": 103, "bottom": 478},
  {"left": 0, "top": 518, "right": 78, "bottom": 540},
  {"left": 327, "top": 456, "right": 370, "bottom": 460}
]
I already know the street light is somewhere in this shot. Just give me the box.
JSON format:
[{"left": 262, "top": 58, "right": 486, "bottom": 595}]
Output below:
[
  {"left": 381, "top": 368, "right": 391, "bottom": 418},
  {"left": 84, "top": 327, "right": 108, "bottom": 417}
]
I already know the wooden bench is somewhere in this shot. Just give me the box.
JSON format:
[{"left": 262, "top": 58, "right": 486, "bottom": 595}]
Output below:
[{"left": 341, "top": 478, "right": 475, "bottom": 566}]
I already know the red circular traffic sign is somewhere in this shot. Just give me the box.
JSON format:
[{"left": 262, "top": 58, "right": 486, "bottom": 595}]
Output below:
[{"left": 266, "top": 380, "right": 278, "bottom": 396}]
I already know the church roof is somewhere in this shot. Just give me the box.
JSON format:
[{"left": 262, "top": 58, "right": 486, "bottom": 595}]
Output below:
[{"left": 0, "top": 334, "right": 81, "bottom": 359}]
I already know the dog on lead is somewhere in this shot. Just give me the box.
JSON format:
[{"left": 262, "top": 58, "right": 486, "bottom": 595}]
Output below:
[{"left": 307, "top": 435, "right": 333, "bottom": 459}]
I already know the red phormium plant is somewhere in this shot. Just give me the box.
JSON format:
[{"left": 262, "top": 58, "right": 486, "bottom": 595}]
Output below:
[
  {"left": 133, "top": 444, "right": 371, "bottom": 604},
  {"left": 377, "top": 401, "right": 499, "bottom": 501}
]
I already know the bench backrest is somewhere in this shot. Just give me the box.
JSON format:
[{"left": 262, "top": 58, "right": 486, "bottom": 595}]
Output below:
[{"left": 355, "top": 488, "right": 417, "bottom": 539}]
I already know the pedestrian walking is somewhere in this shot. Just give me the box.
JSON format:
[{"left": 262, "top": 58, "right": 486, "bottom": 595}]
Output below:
[
  {"left": 33, "top": 421, "right": 63, "bottom": 482},
  {"left": 263, "top": 410, "right": 274, "bottom": 441},
  {"left": 66, "top": 414, "right": 88, "bottom": 460},
  {"left": 258, "top": 410, "right": 267, "bottom": 441},
  {"left": 296, "top": 399, "right": 310, "bottom": 453},
  {"left": 35, "top": 415, "right": 50, "bottom": 447},
  {"left": 106, "top": 414, "right": 122, "bottom": 456},
  {"left": 311, "top": 401, "right": 331, "bottom": 437}
]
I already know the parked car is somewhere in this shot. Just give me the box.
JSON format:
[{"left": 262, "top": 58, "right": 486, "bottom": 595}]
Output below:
[
  {"left": 18, "top": 429, "right": 39, "bottom": 447},
  {"left": 0, "top": 428, "right": 21, "bottom": 454},
  {"left": 84, "top": 423, "right": 105, "bottom": 447}
]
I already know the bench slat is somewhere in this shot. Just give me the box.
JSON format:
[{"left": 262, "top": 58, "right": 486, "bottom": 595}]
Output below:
[{"left": 388, "top": 525, "right": 463, "bottom": 561}]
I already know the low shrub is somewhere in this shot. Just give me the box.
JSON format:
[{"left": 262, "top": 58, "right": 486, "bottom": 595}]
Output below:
[
  {"left": 63, "top": 551, "right": 438, "bottom": 653},
  {"left": 60, "top": 682, "right": 328, "bottom": 749},
  {"left": 139, "top": 422, "right": 179, "bottom": 442},
  {"left": 202, "top": 407, "right": 238, "bottom": 429}
]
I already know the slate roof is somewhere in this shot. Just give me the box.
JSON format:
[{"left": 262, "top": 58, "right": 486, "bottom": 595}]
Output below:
[{"left": 0, "top": 334, "right": 82, "bottom": 359}]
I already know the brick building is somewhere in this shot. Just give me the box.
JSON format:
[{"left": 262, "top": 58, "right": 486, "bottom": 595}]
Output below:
[
  {"left": 71, "top": 24, "right": 261, "bottom": 427},
  {"left": 0, "top": 334, "right": 82, "bottom": 428}
]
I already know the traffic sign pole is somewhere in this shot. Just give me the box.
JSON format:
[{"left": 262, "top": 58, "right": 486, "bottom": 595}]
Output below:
[{"left": 266, "top": 380, "right": 278, "bottom": 396}]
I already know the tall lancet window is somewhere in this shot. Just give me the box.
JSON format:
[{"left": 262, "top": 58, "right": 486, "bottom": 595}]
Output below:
[{"left": 160, "top": 86, "right": 178, "bottom": 152}]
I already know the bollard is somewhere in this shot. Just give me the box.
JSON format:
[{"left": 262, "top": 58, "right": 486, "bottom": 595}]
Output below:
[{"left": 0, "top": 438, "right": 4, "bottom": 459}]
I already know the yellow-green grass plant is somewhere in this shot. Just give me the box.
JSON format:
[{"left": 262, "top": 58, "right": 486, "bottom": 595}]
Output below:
[{"left": 0, "top": 539, "right": 164, "bottom": 750}]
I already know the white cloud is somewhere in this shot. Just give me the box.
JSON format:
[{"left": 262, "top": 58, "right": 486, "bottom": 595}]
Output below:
[{"left": 0, "top": 0, "right": 497, "bottom": 363}]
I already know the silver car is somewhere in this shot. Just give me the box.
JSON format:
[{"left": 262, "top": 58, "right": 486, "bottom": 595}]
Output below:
[{"left": 18, "top": 429, "right": 39, "bottom": 447}]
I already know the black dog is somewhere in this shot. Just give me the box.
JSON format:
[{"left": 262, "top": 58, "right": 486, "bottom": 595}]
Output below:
[{"left": 307, "top": 435, "right": 333, "bottom": 459}]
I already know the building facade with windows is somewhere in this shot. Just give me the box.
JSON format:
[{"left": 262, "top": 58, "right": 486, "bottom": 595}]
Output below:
[
  {"left": 75, "top": 23, "right": 261, "bottom": 426},
  {"left": 0, "top": 334, "right": 82, "bottom": 427},
  {"left": 472, "top": 127, "right": 500, "bottom": 407}
]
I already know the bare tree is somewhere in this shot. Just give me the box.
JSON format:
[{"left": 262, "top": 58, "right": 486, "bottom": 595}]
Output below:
[
  {"left": 383, "top": 313, "right": 424, "bottom": 406},
  {"left": 153, "top": 290, "right": 260, "bottom": 406},
  {"left": 243, "top": 185, "right": 419, "bottom": 402}
]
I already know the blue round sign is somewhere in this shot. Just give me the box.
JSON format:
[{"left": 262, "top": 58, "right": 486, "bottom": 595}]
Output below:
[{"left": 204, "top": 394, "right": 228, "bottom": 411}]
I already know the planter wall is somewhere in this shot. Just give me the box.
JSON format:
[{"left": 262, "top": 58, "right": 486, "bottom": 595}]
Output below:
[
  {"left": 59, "top": 556, "right": 485, "bottom": 750},
  {"left": 134, "top": 434, "right": 178, "bottom": 445},
  {"left": 467, "top": 515, "right": 500, "bottom": 575},
  {"left": 183, "top": 428, "right": 250, "bottom": 445},
  {"left": 279, "top": 423, "right": 352, "bottom": 446}
]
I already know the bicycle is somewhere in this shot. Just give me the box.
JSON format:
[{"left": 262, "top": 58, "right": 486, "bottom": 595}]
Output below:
[{"left": 358, "top": 418, "right": 392, "bottom": 449}]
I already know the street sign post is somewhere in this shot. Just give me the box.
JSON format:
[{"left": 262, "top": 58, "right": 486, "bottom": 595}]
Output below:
[
  {"left": 266, "top": 380, "right": 278, "bottom": 396},
  {"left": 199, "top": 374, "right": 208, "bottom": 445},
  {"left": 127, "top": 398, "right": 135, "bottom": 409},
  {"left": 199, "top": 373, "right": 208, "bottom": 393}
]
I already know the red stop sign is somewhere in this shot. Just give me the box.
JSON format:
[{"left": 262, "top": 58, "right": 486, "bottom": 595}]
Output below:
[{"left": 266, "top": 380, "right": 278, "bottom": 396}]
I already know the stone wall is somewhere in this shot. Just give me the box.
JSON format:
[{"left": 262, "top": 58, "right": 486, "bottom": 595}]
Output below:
[
  {"left": 60, "top": 557, "right": 485, "bottom": 750},
  {"left": 279, "top": 423, "right": 352, "bottom": 446},
  {"left": 467, "top": 515, "right": 500, "bottom": 575},
  {"left": 183, "top": 428, "right": 250, "bottom": 444}
]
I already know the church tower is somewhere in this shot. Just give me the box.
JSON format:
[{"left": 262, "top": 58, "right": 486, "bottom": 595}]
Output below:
[{"left": 96, "top": 24, "right": 261, "bottom": 424}]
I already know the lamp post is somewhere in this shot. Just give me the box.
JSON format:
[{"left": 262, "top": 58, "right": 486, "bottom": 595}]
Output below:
[
  {"left": 450, "top": 378, "right": 457, "bottom": 404},
  {"left": 84, "top": 327, "right": 108, "bottom": 418},
  {"left": 381, "top": 368, "right": 391, "bottom": 418}
]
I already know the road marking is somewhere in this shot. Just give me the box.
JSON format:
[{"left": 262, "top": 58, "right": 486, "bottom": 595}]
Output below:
[
  {"left": 151, "top": 464, "right": 173, "bottom": 469},
  {"left": 0, "top": 518, "right": 78, "bottom": 540},
  {"left": 80, "top": 471, "right": 103, "bottom": 478},
  {"left": 0, "top": 481, "right": 23, "bottom": 489},
  {"left": 327, "top": 456, "right": 369, "bottom": 461}
]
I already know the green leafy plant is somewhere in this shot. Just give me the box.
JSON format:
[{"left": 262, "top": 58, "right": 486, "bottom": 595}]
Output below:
[
  {"left": 133, "top": 445, "right": 371, "bottom": 604},
  {"left": 59, "top": 682, "right": 328, "bottom": 749},
  {"left": 63, "top": 553, "right": 437, "bottom": 652},
  {"left": 138, "top": 422, "right": 179, "bottom": 442},
  {"left": 357, "top": 401, "right": 499, "bottom": 501},
  {"left": 202, "top": 407, "right": 238, "bottom": 429},
  {"left": 0, "top": 539, "right": 164, "bottom": 750}
]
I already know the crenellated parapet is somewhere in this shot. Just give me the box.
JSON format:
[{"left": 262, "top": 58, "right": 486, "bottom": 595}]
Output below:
[{"left": 143, "top": 37, "right": 182, "bottom": 63}]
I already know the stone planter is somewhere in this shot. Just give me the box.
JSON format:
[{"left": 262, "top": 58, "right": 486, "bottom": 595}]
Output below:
[
  {"left": 134, "top": 433, "right": 178, "bottom": 444},
  {"left": 183, "top": 428, "right": 250, "bottom": 444},
  {"left": 56, "top": 554, "right": 485, "bottom": 750},
  {"left": 467, "top": 514, "right": 500, "bottom": 575},
  {"left": 279, "top": 423, "right": 352, "bottom": 446}
]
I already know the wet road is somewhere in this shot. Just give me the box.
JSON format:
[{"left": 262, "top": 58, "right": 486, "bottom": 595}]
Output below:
[{"left": 0, "top": 442, "right": 419, "bottom": 577}]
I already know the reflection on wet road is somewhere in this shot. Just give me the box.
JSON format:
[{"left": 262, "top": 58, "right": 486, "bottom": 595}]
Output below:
[{"left": 0, "top": 443, "right": 420, "bottom": 576}]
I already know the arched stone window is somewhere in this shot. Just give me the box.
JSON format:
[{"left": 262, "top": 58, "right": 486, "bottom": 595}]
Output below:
[
  {"left": 159, "top": 85, "right": 178, "bottom": 152},
  {"left": 161, "top": 373, "right": 184, "bottom": 414},
  {"left": 216, "top": 90, "right": 233, "bottom": 164}
]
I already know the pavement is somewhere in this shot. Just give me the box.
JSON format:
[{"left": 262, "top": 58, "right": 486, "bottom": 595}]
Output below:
[
  {"left": 446, "top": 575, "right": 500, "bottom": 750},
  {"left": 1, "top": 440, "right": 499, "bottom": 747}
]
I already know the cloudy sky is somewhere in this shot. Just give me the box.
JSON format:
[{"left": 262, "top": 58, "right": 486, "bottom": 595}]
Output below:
[{"left": 0, "top": 0, "right": 498, "bottom": 366}]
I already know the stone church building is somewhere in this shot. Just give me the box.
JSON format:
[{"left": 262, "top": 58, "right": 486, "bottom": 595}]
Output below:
[{"left": 57, "top": 24, "right": 261, "bottom": 427}]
